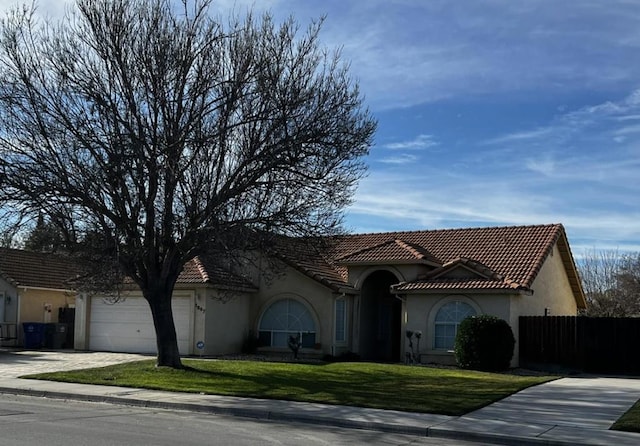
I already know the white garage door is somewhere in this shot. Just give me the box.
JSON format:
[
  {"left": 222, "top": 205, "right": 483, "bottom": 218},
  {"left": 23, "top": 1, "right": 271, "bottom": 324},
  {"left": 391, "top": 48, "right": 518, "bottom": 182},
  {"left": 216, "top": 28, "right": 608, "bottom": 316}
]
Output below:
[{"left": 89, "top": 295, "right": 192, "bottom": 354}]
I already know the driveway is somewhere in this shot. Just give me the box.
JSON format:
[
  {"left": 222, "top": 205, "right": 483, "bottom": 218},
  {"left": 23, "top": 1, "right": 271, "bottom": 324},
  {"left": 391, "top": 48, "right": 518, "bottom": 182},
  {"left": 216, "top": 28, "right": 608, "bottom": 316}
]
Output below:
[{"left": 0, "top": 349, "right": 149, "bottom": 378}]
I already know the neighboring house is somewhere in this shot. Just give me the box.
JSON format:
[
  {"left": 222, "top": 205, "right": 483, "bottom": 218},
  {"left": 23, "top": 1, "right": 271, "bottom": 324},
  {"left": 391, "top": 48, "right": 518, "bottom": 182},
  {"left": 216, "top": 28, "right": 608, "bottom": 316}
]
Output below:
[
  {"left": 4, "top": 223, "right": 587, "bottom": 367},
  {"left": 0, "top": 248, "right": 78, "bottom": 345}
]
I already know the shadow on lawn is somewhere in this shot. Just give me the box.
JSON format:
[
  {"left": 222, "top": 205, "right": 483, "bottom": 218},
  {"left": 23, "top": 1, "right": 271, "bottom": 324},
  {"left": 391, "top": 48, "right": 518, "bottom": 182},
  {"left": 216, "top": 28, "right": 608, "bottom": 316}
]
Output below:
[{"left": 175, "top": 360, "right": 518, "bottom": 415}]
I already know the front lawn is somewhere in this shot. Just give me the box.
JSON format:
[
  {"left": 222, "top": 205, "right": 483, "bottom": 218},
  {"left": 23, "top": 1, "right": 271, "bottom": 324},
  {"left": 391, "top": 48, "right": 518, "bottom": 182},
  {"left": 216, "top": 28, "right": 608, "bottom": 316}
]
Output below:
[
  {"left": 612, "top": 399, "right": 640, "bottom": 433},
  {"left": 24, "top": 359, "right": 554, "bottom": 416}
]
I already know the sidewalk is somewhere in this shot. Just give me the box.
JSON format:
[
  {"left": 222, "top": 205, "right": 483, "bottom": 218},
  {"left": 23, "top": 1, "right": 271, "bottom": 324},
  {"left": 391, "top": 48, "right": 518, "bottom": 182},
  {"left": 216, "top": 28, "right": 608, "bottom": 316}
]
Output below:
[{"left": 1, "top": 350, "right": 640, "bottom": 445}]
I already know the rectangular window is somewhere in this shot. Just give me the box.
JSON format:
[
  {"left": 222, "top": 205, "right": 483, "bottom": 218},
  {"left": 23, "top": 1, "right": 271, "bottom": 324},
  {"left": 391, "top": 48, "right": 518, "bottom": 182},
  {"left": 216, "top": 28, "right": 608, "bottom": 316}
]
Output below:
[
  {"left": 0, "top": 291, "right": 5, "bottom": 324},
  {"left": 434, "top": 324, "right": 457, "bottom": 350},
  {"left": 259, "top": 330, "right": 316, "bottom": 348},
  {"left": 335, "top": 298, "right": 346, "bottom": 343},
  {"left": 301, "top": 332, "right": 315, "bottom": 348}
]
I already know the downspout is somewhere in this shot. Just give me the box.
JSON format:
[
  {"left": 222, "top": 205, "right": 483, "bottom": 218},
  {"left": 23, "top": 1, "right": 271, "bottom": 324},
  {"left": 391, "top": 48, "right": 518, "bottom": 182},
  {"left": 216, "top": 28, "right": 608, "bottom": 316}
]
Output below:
[{"left": 332, "top": 292, "right": 346, "bottom": 357}]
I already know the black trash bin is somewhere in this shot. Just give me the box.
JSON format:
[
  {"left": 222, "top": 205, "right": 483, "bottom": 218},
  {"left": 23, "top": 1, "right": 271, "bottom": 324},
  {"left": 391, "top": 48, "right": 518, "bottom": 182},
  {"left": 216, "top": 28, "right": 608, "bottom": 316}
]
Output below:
[
  {"left": 44, "top": 323, "right": 69, "bottom": 349},
  {"left": 22, "top": 322, "right": 46, "bottom": 349}
]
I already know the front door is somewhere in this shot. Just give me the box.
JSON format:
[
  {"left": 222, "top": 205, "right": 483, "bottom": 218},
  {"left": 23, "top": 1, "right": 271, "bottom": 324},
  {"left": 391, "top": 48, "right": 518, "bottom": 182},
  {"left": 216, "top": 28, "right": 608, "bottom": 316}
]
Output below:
[{"left": 358, "top": 270, "right": 401, "bottom": 362}]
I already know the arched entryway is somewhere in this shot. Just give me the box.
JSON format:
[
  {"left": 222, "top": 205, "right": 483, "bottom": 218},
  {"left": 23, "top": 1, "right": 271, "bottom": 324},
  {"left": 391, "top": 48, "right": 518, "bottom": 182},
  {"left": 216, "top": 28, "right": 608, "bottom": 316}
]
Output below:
[{"left": 358, "top": 270, "right": 402, "bottom": 362}]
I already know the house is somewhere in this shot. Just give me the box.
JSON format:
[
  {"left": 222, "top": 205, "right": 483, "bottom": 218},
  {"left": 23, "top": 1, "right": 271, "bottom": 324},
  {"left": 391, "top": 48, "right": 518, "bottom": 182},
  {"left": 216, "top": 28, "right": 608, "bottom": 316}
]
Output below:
[
  {"left": 242, "top": 223, "right": 586, "bottom": 366},
  {"left": 0, "top": 248, "right": 78, "bottom": 346},
  {"left": 4, "top": 223, "right": 586, "bottom": 367}
]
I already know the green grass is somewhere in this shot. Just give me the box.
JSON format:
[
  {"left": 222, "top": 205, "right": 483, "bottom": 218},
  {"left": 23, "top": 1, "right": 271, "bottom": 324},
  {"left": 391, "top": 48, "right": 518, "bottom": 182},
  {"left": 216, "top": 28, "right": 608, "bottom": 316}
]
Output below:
[
  {"left": 23, "top": 359, "right": 555, "bottom": 416},
  {"left": 612, "top": 399, "right": 640, "bottom": 433}
]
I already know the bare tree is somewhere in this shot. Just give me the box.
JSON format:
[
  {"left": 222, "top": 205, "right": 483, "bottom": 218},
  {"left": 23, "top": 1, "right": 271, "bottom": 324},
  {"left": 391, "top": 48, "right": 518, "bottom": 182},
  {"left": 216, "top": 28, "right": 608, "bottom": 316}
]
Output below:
[
  {"left": 0, "top": 0, "right": 376, "bottom": 367},
  {"left": 616, "top": 253, "right": 640, "bottom": 312},
  {"left": 579, "top": 249, "right": 640, "bottom": 317}
]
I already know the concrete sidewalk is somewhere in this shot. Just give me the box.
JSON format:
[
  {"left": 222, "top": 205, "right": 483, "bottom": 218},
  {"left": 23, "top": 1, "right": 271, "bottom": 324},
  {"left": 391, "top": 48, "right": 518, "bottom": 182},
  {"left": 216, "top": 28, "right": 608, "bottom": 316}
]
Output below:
[{"left": 1, "top": 350, "right": 640, "bottom": 445}]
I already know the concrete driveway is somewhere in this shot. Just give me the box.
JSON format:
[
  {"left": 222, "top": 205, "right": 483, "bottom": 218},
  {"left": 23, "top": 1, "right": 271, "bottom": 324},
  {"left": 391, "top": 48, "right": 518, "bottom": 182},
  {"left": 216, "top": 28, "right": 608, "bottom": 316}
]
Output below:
[
  {"left": 438, "top": 376, "right": 640, "bottom": 444},
  {"left": 0, "top": 349, "right": 149, "bottom": 378}
]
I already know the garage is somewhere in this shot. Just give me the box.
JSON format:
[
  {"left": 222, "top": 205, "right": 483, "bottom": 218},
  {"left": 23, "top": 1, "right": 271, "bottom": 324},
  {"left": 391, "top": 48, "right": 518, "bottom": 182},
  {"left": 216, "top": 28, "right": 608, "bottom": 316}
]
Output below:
[{"left": 89, "top": 294, "right": 192, "bottom": 354}]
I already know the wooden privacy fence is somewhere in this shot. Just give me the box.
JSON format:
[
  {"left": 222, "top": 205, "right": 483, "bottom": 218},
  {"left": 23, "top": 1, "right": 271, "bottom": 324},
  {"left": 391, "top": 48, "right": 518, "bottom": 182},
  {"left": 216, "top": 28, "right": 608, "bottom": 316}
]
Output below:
[{"left": 519, "top": 316, "right": 640, "bottom": 375}]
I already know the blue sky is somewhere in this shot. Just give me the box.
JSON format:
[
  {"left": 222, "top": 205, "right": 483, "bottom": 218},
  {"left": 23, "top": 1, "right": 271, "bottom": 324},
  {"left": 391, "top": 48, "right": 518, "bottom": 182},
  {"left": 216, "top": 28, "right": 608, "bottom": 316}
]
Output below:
[{"left": 3, "top": 0, "right": 639, "bottom": 254}]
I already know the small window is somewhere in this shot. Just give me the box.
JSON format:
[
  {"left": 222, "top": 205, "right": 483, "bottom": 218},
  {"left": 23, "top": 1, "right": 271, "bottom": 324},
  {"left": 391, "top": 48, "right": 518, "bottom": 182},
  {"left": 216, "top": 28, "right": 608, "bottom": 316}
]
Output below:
[
  {"left": 258, "top": 299, "right": 316, "bottom": 348},
  {"left": 335, "top": 298, "right": 346, "bottom": 343},
  {"left": 434, "top": 301, "right": 476, "bottom": 350}
]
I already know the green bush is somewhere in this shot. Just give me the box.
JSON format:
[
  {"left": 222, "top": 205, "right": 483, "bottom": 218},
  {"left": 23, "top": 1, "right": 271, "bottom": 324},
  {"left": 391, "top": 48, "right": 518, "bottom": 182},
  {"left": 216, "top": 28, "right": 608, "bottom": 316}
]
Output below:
[{"left": 454, "top": 315, "right": 515, "bottom": 372}]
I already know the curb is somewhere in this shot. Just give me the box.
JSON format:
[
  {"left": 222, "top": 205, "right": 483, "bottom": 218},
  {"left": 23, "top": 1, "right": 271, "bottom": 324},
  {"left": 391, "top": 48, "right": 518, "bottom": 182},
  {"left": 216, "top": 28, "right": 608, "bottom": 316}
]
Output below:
[{"left": 0, "top": 385, "right": 581, "bottom": 446}]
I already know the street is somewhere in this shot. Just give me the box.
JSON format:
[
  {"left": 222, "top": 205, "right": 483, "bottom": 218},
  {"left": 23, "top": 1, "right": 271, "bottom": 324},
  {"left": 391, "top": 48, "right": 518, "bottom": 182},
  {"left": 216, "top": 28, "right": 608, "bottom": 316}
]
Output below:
[{"left": 0, "top": 394, "right": 482, "bottom": 446}]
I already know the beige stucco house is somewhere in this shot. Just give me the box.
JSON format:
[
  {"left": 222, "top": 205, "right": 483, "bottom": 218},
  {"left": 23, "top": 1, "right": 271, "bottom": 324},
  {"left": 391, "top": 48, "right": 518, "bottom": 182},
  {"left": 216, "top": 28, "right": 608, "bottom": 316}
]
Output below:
[
  {"left": 3, "top": 223, "right": 586, "bottom": 367},
  {"left": 245, "top": 223, "right": 586, "bottom": 366},
  {"left": 0, "top": 248, "right": 78, "bottom": 346}
]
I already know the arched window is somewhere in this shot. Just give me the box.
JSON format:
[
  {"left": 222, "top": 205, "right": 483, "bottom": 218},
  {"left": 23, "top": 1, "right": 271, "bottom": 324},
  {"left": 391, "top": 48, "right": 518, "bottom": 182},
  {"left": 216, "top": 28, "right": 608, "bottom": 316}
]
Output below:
[
  {"left": 258, "top": 299, "right": 316, "bottom": 348},
  {"left": 434, "top": 301, "right": 476, "bottom": 350}
]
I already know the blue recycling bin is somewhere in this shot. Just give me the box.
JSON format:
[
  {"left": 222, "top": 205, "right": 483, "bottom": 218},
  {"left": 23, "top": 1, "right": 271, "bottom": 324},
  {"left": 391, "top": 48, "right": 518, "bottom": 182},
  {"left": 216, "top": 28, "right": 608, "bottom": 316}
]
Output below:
[{"left": 22, "top": 322, "right": 46, "bottom": 349}]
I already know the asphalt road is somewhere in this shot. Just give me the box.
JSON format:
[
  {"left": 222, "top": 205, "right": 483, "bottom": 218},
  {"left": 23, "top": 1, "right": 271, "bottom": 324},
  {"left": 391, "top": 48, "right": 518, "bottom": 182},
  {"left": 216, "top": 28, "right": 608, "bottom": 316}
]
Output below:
[{"left": 0, "top": 394, "right": 482, "bottom": 446}]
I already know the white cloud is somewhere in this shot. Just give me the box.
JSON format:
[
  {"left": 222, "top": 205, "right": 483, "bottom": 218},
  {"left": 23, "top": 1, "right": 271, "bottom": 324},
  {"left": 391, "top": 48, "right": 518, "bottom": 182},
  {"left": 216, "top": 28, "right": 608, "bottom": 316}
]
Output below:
[
  {"left": 483, "top": 128, "right": 554, "bottom": 146},
  {"left": 525, "top": 156, "right": 556, "bottom": 177},
  {"left": 0, "top": 0, "right": 70, "bottom": 18},
  {"left": 383, "top": 134, "right": 439, "bottom": 151},
  {"left": 377, "top": 154, "right": 419, "bottom": 165},
  {"left": 308, "top": 0, "right": 640, "bottom": 109},
  {"left": 346, "top": 170, "right": 640, "bottom": 253},
  {"left": 614, "top": 124, "right": 640, "bottom": 135},
  {"left": 485, "top": 88, "right": 640, "bottom": 153},
  {"left": 346, "top": 87, "right": 640, "bottom": 252},
  {"left": 8, "top": 1, "right": 640, "bottom": 110},
  {"left": 614, "top": 114, "right": 640, "bottom": 122}
]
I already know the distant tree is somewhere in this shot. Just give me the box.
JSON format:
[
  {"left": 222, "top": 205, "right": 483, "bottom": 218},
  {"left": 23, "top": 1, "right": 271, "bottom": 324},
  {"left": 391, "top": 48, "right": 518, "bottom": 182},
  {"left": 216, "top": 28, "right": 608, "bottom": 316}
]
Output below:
[
  {"left": 579, "top": 249, "right": 640, "bottom": 317},
  {"left": 0, "top": 0, "right": 376, "bottom": 368},
  {"left": 23, "top": 214, "right": 65, "bottom": 253},
  {"left": 615, "top": 253, "right": 640, "bottom": 312}
]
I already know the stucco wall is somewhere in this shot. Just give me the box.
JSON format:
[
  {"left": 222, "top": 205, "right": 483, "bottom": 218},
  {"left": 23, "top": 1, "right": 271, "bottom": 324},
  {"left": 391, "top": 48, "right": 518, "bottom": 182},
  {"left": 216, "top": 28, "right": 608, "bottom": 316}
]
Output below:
[
  {"left": 0, "top": 287, "right": 76, "bottom": 347},
  {"left": 251, "top": 266, "right": 336, "bottom": 356},
  {"left": 19, "top": 288, "right": 75, "bottom": 324},
  {"left": 405, "top": 292, "right": 512, "bottom": 365},
  {"left": 516, "top": 244, "right": 578, "bottom": 317},
  {"left": 203, "top": 289, "right": 252, "bottom": 355},
  {"left": 74, "top": 293, "right": 88, "bottom": 349}
]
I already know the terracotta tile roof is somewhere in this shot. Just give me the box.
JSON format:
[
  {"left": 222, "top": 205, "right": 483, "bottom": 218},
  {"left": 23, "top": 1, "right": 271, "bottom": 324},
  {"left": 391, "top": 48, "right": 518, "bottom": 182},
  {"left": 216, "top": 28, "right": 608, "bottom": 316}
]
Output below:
[
  {"left": 393, "top": 256, "right": 530, "bottom": 292},
  {"left": 394, "top": 278, "right": 521, "bottom": 291},
  {"left": 0, "top": 248, "right": 255, "bottom": 292},
  {"left": 336, "top": 239, "right": 441, "bottom": 265},
  {"left": 272, "top": 238, "right": 353, "bottom": 292},
  {"left": 0, "top": 248, "right": 79, "bottom": 290},
  {"left": 186, "top": 256, "right": 257, "bottom": 291},
  {"left": 283, "top": 224, "right": 586, "bottom": 306},
  {"left": 1, "top": 223, "right": 585, "bottom": 307},
  {"left": 432, "top": 257, "right": 502, "bottom": 279}
]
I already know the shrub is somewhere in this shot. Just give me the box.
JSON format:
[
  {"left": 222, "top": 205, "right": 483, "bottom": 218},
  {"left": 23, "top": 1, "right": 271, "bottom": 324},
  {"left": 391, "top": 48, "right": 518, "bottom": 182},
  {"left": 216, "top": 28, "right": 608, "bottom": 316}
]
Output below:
[
  {"left": 323, "top": 351, "right": 361, "bottom": 362},
  {"left": 454, "top": 315, "right": 515, "bottom": 372},
  {"left": 241, "top": 330, "right": 260, "bottom": 354}
]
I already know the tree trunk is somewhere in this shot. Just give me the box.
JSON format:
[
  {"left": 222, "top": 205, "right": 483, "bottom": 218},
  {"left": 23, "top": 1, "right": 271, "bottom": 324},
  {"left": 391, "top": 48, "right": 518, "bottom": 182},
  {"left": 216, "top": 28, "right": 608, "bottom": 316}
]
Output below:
[{"left": 145, "top": 287, "right": 183, "bottom": 369}]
